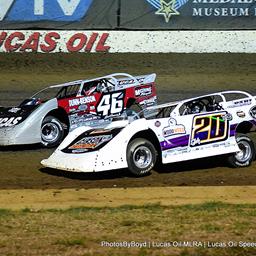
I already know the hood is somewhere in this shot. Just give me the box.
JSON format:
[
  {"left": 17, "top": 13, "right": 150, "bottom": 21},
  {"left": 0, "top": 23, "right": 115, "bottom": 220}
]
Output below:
[
  {"left": 0, "top": 105, "right": 39, "bottom": 128},
  {"left": 62, "top": 127, "right": 123, "bottom": 154},
  {"left": 59, "top": 119, "right": 129, "bottom": 154}
]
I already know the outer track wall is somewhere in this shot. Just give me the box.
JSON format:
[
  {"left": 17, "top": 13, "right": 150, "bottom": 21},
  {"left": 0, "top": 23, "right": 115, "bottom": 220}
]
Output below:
[
  {"left": 1, "top": 30, "right": 256, "bottom": 53},
  {"left": 1, "top": 0, "right": 256, "bottom": 53}
]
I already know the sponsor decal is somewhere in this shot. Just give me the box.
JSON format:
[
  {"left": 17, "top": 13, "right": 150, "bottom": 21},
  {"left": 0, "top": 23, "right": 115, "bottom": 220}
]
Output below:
[
  {"left": 162, "top": 118, "right": 186, "bottom": 137},
  {"left": 0, "top": 0, "right": 93, "bottom": 22},
  {"left": 236, "top": 111, "right": 246, "bottom": 118},
  {"left": 190, "top": 137, "right": 201, "bottom": 147},
  {"left": 221, "top": 113, "right": 233, "bottom": 121},
  {"left": 8, "top": 107, "right": 21, "bottom": 113},
  {"left": 90, "top": 129, "right": 111, "bottom": 135},
  {"left": 69, "top": 134, "right": 112, "bottom": 151},
  {"left": 140, "top": 96, "right": 157, "bottom": 106},
  {"left": 0, "top": 31, "right": 110, "bottom": 53},
  {"left": 63, "top": 128, "right": 122, "bottom": 152},
  {"left": 0, "top": 117, "right": 22, "bottom": 127},
  {"left": 228, "top": 98, "right": 252, "bottom": 108},
  {"left": 69, "top": 114, "right": 100, "bottom": 129},
  {"left": 118, "top": 78, "right": 144, "bottom": 87},
  {"left": 165, "top": 147, "right": 189, "bottom": 156},
  {"left": 69, "top": 96, "right": 96, "bottom": 107},
  {"left": 135, "top": 87, "right": 152, "bottom": 97},
  {"left": 78, "top": 104, "right": 87, "bottom": 111},
  {"left": 155, "top": 120, "right": 161, "bottom": 127}
]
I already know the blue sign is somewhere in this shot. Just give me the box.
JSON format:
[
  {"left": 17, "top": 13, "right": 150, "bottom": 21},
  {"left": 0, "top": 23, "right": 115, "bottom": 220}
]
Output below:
[{"left": 1, "top": 0, "right": 93, "bottom": 22}]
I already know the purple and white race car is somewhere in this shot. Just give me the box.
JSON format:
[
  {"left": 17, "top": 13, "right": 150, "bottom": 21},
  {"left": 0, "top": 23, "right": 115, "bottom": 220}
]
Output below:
[{"left": 42, "top": 90, "right": 256, "bottom": 176}]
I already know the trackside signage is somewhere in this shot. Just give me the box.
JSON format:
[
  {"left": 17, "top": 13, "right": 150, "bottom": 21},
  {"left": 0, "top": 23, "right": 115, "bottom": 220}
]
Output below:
[
  {"left": 121, "top": 0, "right": 256, "bottom": 29},
  {"left": 1, "top": 30, "right": 256, "bottom": 53},
  {"left": 0, "top": 0, "right": 93, "bottom": 21},
  {"left": 1, "top": 0, "right": 256, "bottom": 30},
  {"left": 0, "top": 31, "right": 110, "bottom": 53}
]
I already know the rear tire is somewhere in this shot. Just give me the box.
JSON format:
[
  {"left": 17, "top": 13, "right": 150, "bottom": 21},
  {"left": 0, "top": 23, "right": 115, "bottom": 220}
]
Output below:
[
  {"left": 41, "top": 116, "right": 65, "bottom": 148},
  {"left": 227, "top": 134, "right": 255, "bottom": 167},
  {"left": 127, "top": 138, "right": 157, "bottom": 176}
]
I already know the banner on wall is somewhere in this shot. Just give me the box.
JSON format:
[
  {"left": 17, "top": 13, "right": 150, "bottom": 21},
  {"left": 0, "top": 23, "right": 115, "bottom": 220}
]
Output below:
[
  {"left": 1, "top": 0, "right": 256, "bottom": 30},
  {"left": 0, "top": 0, "right": 118, "bottom": 29},
  {"left": 120, "top": 0, "right": 256, "bottom": 29},
  {"left": 1, "top": 30, "right": 256, "bottom": 53}
]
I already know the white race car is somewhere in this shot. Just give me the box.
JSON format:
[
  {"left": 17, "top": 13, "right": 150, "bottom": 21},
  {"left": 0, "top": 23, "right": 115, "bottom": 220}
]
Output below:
[{"left": 41, "top": 90, "right": 256, "bottom": 176}]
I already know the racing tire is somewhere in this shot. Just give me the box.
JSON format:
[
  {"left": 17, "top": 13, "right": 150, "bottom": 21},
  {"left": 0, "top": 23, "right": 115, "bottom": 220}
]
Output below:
[
  {"left": 127, "top": 138, "right": 157, "bottom": 176},
  {"left": 227, "top": 134, "right": 255, "bottom": 167},
  {"left": 41, "top": 116, "right": 65, "bottom": 148}
]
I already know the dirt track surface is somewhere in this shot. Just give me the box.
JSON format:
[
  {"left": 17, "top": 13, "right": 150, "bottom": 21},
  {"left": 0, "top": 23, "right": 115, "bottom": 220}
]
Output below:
[
  {"left": 1, "top": 186, "right": 256, "bottom": 210},
  {"left": 0, "top": 53, "right": 256, "bottom": 189}
]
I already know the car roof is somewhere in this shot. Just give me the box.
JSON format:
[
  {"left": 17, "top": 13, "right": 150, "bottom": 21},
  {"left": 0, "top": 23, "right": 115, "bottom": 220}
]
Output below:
[
  {"left": 48, "top": 73, "right": 155, "bottom": 89},
  {"left": 147, "top": 90, "right": 254, "bottom": 111}
]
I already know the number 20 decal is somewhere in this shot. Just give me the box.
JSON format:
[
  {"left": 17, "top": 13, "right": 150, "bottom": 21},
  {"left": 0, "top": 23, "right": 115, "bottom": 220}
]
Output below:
[
  {"left": 96, "top": 91, "right": 125, "bottom": 117},
  {"left": 190, "top": 112, "right": 229, "bottom": 147}
]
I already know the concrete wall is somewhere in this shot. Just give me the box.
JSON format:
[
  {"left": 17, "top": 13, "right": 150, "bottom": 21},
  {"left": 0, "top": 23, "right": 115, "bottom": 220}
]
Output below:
[{"left": 1, "top": 30, "right": 256, "bottom": 53}]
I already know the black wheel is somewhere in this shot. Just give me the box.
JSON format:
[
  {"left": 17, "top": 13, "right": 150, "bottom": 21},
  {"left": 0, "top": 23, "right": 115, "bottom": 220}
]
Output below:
[
  {"left": 127, "top": 138, "right": 157, "bottom": 176},
  {"left": 41, "top": 116, "right": 65, "bottom": 148},
  {"left": 227, "top": 134, "right": 255, "bottom": 167}
]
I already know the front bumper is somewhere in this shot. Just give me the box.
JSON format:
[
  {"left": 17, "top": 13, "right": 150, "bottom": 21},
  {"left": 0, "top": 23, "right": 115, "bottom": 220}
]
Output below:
[{"left": 41, "top": 150, "right": 99, "bottom": 173}]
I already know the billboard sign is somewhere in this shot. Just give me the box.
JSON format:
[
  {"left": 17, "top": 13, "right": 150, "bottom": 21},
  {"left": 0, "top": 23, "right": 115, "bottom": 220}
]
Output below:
[
  {"left": 120, "top": 0, "right": 256, "bottom": 29},
  {"left": 0, "top": 0, "right": 93, "bottom": 21}
]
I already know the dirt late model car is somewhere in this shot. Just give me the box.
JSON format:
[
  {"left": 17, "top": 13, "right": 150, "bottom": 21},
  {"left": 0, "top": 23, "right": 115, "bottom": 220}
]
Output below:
[
  {"left": 41, "top": 90, "right": 256, "bottom": 176},
  {"left": 0, "top": 73, "right": 157, "bottom": 147}
]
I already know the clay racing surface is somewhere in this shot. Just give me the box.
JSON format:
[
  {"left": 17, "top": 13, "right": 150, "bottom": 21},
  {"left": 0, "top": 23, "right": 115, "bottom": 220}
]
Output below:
[{"left": 0, "top": 53, "right": 256, "bottom": 189}]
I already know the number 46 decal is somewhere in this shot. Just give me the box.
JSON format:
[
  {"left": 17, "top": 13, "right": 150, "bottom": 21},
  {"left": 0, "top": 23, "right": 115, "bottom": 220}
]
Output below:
[
  {"left": 190, "top": 112, "right": 229, "bottom": 147},
  {"left": 97, "top": 92, "right": 125, "bottom": 117}
]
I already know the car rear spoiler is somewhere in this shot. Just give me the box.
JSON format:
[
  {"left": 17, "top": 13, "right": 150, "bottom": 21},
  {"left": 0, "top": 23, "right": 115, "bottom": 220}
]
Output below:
[
  {"left": 114, "top": 73, "right": 156, "bottom": 89},
  {"left": 134, "top": 73, "right": 156, "bottom": 85}
]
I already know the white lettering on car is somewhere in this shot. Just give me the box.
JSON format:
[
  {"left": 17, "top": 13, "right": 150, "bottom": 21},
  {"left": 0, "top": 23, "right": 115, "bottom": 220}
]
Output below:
[
  {"left": 135, "top": 87, "right": 152, "bottom": 97},
  {"left": 69, "top": 96, "right": 96, "bottom": 107},
  {"left": 0, "top": 117, "right": 22, "bottom": 127}
]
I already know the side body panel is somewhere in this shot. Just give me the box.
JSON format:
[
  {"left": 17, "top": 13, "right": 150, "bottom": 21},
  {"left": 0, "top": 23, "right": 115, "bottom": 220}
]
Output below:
[
  {"left": 42, "top": 119, "right": 150, "bottom": 172},
  {"left": 146, "top": 111, "right": 240, "bottom": 164},
  {"left": 0, "top": 99, "right": 58, "bottom": 145}
]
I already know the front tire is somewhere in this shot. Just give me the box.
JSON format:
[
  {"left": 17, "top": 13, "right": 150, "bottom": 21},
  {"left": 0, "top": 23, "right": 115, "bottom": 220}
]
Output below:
[
  {"left": 127, "top": 138, "right": 157, "bottom": 176},
  {"left": 41, "top": 116, "right": 65, "bottom": 148},
  {"left": 227, "top": 134, "right": 255, "bottom": 167}
]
